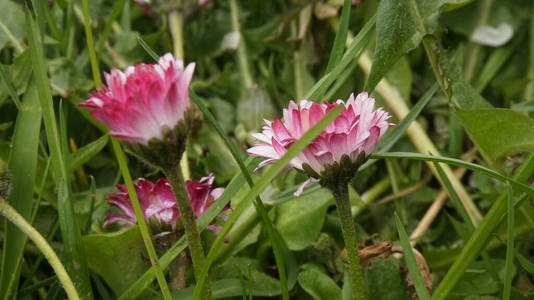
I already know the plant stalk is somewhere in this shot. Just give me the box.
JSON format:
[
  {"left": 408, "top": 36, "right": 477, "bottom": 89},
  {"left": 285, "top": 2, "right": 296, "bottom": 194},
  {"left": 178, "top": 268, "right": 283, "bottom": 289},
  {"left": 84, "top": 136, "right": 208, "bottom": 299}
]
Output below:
[
  {"left": 0, "top": 198, "right": 80, "bottom": 300},
  {"left": 330, "top": 183, "right": 365, "bottom": 300},
  {"left": 111, "top": 140, "right": 172, "bottom": 300},
  {"left": 163, "top": 166, "right": 211, "bottom": 299},
  {"left": 168, "top": 9, "right": 191, "bottom": 180},
  {"left": 169, "top": 10, "right": 184, "bottom": 60}
]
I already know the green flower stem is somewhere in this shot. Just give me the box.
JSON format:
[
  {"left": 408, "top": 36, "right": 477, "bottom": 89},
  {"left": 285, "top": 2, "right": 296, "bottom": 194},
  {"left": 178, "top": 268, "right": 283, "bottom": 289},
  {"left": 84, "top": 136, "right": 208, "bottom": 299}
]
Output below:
[
  {"left": 330, "top": 183, "right": 365, "bottom": 300},
  {"left": 111, "top": 139, "right": 172, "bottom": 300},
  {"left": 0, "top": 197, "right": 80, "bottom": 300},
  {"left": 163, "top": 166, "right": 211, "bottom": 299}
]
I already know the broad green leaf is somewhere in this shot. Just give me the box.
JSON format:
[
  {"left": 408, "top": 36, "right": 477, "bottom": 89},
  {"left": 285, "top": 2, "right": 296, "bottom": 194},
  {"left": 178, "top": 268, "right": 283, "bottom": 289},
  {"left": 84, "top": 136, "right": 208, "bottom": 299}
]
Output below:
[
  {"left": 0, "top": 83, "right": 42, "bottom": 299},
  {"left": 0, "top": 0, "right": 25, "bottom": 52},
  {"left": 456, "top": 109, "right": 534, "bottom": 173},
  {"left": 276, "top": 189, "right": 332, "bottom": 251},
  {"left": 298, "top": 264, "right": 342, "bottom": 300},
  {"left": 365, "top": 257, "right": 409, "bottom": 300},
  {"left": 83, "top": 226, "right": 150, "bottom": 295},
  {"left": 366, "top": 0, "right": 420, "bottom": 92},
  {"left": 450, "top": 260, "right": 502, "bottom": 296}
]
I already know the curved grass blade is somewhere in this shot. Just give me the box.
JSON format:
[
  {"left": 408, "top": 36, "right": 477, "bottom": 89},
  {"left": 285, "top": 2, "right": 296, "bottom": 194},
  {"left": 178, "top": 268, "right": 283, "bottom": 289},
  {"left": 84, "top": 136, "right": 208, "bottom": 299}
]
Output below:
[
  {"left": 192, "top": 105, "right": 344, "bottom": 298},
  {"left": 191, "top": 90, "right": 297, "bottom": 297},
  {"left": 26, "top": 10, "right": 93, "bottom": 298},
  {"left": 395, "top": 213, "right": 430, "bottom": 300},
  {"left": 0, "top": 83, "right": 41, "bottom": 299},
  {"left": 371, "top": 152, "right": 534, "bottom": 195},
  {"left": 119, "top": 158, "right": 258, "bottom": 299},
  {"left": 503, "top": 185, "right": 514, "bottom": 299}
]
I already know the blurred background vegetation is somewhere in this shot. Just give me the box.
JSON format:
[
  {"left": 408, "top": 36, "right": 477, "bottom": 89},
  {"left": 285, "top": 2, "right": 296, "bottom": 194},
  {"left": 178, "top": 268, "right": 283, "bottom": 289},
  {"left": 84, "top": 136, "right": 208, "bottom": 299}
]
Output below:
[{"left": 0, "top": 0, "right": 533, "bottom": 299}]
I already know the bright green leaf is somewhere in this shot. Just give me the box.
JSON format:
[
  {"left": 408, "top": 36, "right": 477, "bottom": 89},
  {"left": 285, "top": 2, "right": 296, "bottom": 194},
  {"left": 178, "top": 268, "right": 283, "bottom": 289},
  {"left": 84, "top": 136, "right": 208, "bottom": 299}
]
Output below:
[
  {"left": 83, "top": 226, "right": 150, "bottom": 295},
  {"left": 456, "top": 108, "right": 534, "bottom": 172},
  {"left": 276, "top": 189, "right": 332, "bottom": 251},
  {"left": 298, "top": 264, "right": 342, "bottom": 300}
]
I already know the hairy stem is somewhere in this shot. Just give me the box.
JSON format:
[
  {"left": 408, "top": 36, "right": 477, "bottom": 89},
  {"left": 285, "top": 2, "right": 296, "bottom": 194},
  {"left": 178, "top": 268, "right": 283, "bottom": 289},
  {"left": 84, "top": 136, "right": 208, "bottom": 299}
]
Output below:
[
  {"left": 0, "top": 198, "right": 80, "bottom": 300},
  {"left": 111, "top": 140, "right": 172, "bottom": 300},
  {"left": 330, "top": 183, "right": 365, "bottom": 300},
  {"left": 164, "top": 166, "right": 211, "bottom": 299},
  {"left": 168, "top": 9, "right": 192, "bottom": 180}
]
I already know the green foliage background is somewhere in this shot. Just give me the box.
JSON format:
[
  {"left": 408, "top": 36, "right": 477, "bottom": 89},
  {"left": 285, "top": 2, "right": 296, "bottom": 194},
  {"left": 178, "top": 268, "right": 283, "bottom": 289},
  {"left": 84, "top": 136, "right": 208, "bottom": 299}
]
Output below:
[{"left": 0, "top": 0, "right": 533, "bottom": 299}]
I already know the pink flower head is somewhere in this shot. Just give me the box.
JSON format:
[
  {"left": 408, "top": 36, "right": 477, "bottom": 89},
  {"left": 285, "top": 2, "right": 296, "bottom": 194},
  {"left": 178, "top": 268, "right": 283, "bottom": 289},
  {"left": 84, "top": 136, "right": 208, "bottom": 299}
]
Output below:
[
  {"left": 247, "top": 92, "right": 393, "bottom": 189},
  {"left": 79, "top": 53, "right": 195, "bottom": 145},
  {"left": 104, "top": 175, "right": 226, "bottom": 231}
]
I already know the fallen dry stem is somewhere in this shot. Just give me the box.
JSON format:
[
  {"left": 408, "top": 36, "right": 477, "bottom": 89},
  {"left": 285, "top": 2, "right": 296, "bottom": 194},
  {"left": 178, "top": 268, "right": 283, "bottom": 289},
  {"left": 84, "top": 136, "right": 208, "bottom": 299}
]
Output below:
[
  {"left": 410, "top": 149, "right": 478, "bottom": 243},
  {"left": 358, "top": 52, "right": 482, "bottom": 225}
]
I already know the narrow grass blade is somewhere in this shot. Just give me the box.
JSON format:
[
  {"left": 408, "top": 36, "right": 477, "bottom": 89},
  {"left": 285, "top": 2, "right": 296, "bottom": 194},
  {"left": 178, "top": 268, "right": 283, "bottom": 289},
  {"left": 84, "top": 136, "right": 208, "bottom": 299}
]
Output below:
[
  {"left": 97, "top": 0, "right": 126, "bottom": 55},
  {"left": 26, "top": 10, "right": 93, "bottom": 298},
  {"left": 138, "top": 37, "right": 159, "bottom": 62},
  {"left": 474, "top": 34, "right": 522, "bottom": 93},
  {"left": 81, "top": 0, "right": 101, "bottom": 85},
  {"left": 110, "top": 139, "right": 172, "bottom": 300},
  {"left": 192, "top": 105, "right": 344, "bottom": 298},
  {"left": 304, "top": 14, "right": 375, "bottom": 101},
  {"left": 0, "top": 83, "right": 42, "bottom": 299},
  {"left": 503, "top": 184, "right": 514, "bottom": 299},
  {"left": 119, "top": 158, "right": 258, "bottom": 299},
  {"left": 430, "top": 154, "right": 534, "bottom": 300},
  {"left": 395, "top": 213, "right": 430, "bottom": 300},
  {"left": 371, "top": 152, "right": 534, "bottom": 195},
  {"left": 0, "top": 64, "right": 22, "bottom": 110},
  {"left": 324, "top": 0, "right": 352, "bottom": 73},
  {"left": 191, "top": 90, "right": 296, "bottom": 297},
  {"left": 432, "top": 161, "right": 474, "bottom": 231}
]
